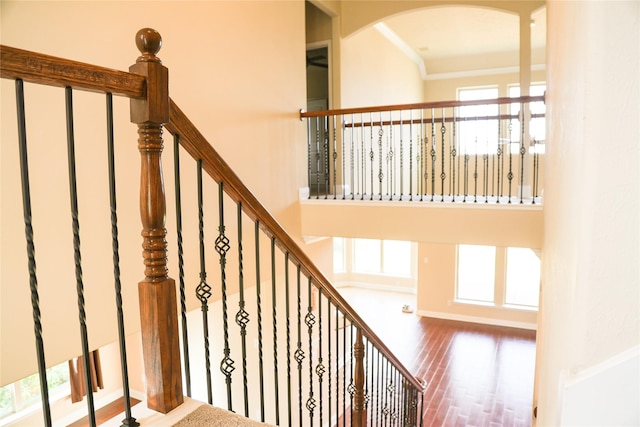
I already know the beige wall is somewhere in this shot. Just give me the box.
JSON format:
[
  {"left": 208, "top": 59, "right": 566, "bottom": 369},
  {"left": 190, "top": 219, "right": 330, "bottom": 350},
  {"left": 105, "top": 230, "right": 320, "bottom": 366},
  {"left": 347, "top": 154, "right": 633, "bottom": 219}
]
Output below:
[
  {"left": 537, "top": 1, "right": 639, "bottom": 424},
  {"left": 340, "top": 25, "right": 424, "bottom": 108},
  {"left": 1, "top": 0, "right": 307, "bottom": 385}
]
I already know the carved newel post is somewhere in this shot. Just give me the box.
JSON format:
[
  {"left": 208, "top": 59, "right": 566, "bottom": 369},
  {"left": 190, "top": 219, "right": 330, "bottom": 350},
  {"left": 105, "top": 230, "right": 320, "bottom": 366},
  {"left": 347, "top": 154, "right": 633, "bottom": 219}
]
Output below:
[
  {"left": 353, "top": 328, "right": 367, "bottom": 427},
  {"left": 130, "top": 28, "right": 183, "bottom": 413}
]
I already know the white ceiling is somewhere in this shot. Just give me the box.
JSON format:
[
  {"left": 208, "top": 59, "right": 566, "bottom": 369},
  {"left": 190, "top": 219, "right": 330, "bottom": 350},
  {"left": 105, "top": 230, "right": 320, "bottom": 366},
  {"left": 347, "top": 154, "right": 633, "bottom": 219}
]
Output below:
[{"left": 379, "top": 5, "right": 546, "bottom": 76}]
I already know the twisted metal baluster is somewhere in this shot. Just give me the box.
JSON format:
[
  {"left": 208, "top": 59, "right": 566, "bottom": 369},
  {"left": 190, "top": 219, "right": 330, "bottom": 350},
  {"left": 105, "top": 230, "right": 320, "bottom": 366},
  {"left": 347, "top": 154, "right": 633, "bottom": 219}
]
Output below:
[
  {"left": 255, "top": 221, "right": 265, "bottom": 421},
  {"left": 350, "top": 113, "right": 355, "bottom": 200},
  {"left": 285, "top": 254, "right": 292, "bottom": 427},
  {"left": 441, "top": 109, "right": 446, "bottom": 201},
  {"left": 409, "top": 110, "right": 414, "bottom": 200},
  {"left": 388, "top": 111, "right": 394, "bottom": 199},
  {"left": 65, "top": 87, "right": 96, "bottom": 427},
  {"left": 496, "top": 117, "right": 502, "bottom": 203},
  {"left": 324, "top": 116, "right": 330, "bottom": 199},
  {"left": 507, "top": 118, "right": 514, "bottom": 203},
  {"left": 360, "top": 113, "right": 365, "bottom": 198},
  {"left": 15, "top": 79, "right": 52, "bottom": 427},
  {"left": 383, "top": 360, "right": 390, "bottom": 425},
  {"left": 173, "top": 134, "right": 191, "bottom": 398},
  {"left": 195, "top": 160, "right": 213, "bottom": 404},
  {"left": 305, "top": 278, "right": 317, "bottom": 425},
  {"left": 420, "top": 110, "right": 426, "bottom": 200},
  {"left": 378, "top": 117, "right": 384, "bottom": 200},
  {"left": 316, "top": 289, "right": 326, "bottom": 426},
  {"left": 333, "top": 116, "right": 338, "bottom": 198},
  {"left": 519, "top": 105, "right": 526, "bottom": 204},
  {"left": 216, "top": 183, "right": 235, "bottom": 411},
  {"left": 399, "top": 111, "right": 404, "bottom": 198},
  {"left": 295, "top": 265, "right": 305, "bottom": 424},
  {"left": 347, "top": 324, "right": 355, "bottom": 422},
  {"left": 451, "top": 109, "right": 457, "bottom": 202},
  {"left": 430, "top": 110, "right": 436, "bottom": 201},
  {"left": 327, "top": 297, "right": 332, "bottom": 426},
  {"left": 236, "top": 203, "right": 250, "bottom": 417},
  {"left": 315, "top": 117, "right": 321, "bottom": 198},
  {"left": 106, "top": 93, "right": 139, "bottom": 427},
  {"left": 270, "top": 237, "right": 280, "bottom": 424},
  {"left": 306, "top": 118, "right": 312, "bottom": 198}
]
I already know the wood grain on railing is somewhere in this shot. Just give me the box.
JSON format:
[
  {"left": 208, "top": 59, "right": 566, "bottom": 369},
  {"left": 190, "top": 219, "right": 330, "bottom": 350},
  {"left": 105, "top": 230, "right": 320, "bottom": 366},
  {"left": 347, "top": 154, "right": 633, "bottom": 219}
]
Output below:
[
  {"left": 0, "top": 45, "right": 146, "bottom": 98},
  {"left": 166, "top": 99, "right": 425, "bottom": 392},
  {"left": 300, "top": 95, "right": 545, "bottom": 118}
]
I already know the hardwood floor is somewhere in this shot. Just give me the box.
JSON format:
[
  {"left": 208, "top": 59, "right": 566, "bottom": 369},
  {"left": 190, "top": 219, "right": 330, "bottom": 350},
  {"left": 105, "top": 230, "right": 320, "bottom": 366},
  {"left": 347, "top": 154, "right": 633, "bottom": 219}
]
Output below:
[{"left": 338, "top": 287, "right": 537, "bottom": 427}]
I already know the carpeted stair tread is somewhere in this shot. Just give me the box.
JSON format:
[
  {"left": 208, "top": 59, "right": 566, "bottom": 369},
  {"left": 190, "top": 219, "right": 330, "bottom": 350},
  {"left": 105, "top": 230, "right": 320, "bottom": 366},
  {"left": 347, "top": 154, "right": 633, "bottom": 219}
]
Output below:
[{"left": 172, "top": 404, "right": 275, "bottom": 427}]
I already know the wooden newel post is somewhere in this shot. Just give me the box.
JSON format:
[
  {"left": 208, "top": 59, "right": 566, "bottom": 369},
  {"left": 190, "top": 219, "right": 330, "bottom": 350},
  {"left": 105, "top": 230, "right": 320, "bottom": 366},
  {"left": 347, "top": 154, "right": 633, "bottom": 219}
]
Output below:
[
  {"left": 130, "top": 28, "right": 183, "bottom": 413},
  {"left": 353, "top": 328, "right": 367, "bottom": 427}
]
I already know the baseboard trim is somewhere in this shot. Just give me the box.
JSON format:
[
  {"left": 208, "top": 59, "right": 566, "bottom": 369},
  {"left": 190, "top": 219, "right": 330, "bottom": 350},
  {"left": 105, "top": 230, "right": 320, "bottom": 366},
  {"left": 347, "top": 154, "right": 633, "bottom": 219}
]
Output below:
[{"left": 416, "top": 309, "right": 537, "bottom": 330}]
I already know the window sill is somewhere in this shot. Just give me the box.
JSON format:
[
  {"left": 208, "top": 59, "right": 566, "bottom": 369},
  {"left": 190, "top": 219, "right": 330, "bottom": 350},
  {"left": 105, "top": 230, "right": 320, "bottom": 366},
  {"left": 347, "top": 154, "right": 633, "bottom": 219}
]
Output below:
[{"left": 454, "top": 299, "right": 538, "bottom": 312}]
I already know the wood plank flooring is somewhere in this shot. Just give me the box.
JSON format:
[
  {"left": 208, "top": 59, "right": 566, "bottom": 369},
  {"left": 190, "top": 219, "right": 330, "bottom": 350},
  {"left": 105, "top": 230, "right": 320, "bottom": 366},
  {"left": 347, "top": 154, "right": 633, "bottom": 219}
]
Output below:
[{"left": 338, "top": 287, "right": 537, "bottom": 427}]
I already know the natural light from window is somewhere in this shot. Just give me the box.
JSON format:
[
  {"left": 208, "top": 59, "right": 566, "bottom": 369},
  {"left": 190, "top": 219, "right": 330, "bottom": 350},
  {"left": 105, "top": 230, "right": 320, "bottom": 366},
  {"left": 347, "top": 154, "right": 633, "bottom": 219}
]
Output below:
[
  {"left": 505, "top": 247, "right": 541, "bottom": 307},
  {"left": 457, "top": 244, "right": 496, "bottom": 303}
]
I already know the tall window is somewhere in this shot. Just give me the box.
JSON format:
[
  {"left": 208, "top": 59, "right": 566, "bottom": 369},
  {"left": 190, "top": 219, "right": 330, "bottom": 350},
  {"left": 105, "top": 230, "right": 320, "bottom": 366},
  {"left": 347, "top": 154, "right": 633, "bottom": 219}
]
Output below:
[
  {"left": 457, "top": 244, "right": 496, "bottom": 303},
  {"left": 505, "top": 247, "right": 540, "bottom": 307},
  {"left": 352, "top": 238, "right": 412, "bottom": 277},
  {"left": 456, "top": 244, "right": 540, "bottom": 309},
  {"left": 458, "top": 87, "right": 500, "bottom": 154}
]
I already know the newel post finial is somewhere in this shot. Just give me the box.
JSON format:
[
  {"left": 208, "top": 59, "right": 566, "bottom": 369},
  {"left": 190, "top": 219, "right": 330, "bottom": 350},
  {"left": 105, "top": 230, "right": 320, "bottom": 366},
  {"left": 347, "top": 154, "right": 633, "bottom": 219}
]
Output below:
[
  {"left": 129, "top": 28, "right": 183, "bottom": 414},
  {"left": 135, "top": 28, "right": 163, "bottom": 63}
]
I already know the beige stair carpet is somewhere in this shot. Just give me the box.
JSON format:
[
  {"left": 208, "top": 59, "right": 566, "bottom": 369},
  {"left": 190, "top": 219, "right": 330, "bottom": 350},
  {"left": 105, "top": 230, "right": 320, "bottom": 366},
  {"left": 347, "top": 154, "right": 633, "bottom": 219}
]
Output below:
[{"left": 172, "top": 404, "right": 275, "bottom": 427}]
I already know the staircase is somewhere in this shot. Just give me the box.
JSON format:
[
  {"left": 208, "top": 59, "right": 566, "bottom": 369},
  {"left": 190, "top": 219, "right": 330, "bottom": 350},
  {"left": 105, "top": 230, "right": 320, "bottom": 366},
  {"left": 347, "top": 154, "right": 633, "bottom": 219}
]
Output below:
[{"left": 0, "top": 29, "right": 424, "bottom": 426}]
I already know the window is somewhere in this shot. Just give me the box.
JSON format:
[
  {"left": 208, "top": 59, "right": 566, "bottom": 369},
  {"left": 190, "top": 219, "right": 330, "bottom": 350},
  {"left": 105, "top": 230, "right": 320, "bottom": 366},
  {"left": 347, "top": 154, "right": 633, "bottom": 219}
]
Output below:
[
  {"left": 456, "top": 244, "right": 496, "bottom": 303},
  {"left": 0, "top": 363, "right": 69, "bottom": 423},
  {"left": 508, "top": 83, "right": 546, "bottom": 150},
  {"left": 457, "top": 87, "right": 500, "bottom": 154},
  {"left": 505, "top": 247, "right": 540, "bottom": 307},
  {"left": 333, "top": 237, "right": 346, "bottom": 273},
  {"left": 352, "top": 238, "right": 412, "bottom": 277},
  {"left": 456, "top": 245, "right": 540, "bottom": 309}
]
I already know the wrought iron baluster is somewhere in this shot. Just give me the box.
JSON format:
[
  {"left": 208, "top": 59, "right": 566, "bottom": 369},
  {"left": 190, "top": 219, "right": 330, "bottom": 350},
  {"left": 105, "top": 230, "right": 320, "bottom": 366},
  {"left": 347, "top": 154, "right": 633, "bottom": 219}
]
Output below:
[
  {"left": 421, "top": 110, "right": 426, "bottom": 201},
  {"left": 315, "top": 117, "right": 321, "bottom": 198},
  {"left": 106, "top": 93, "right": 139, "bottom": 427},
  {"left": 327, "top": 298, "right": 332, "bottom": 426},
  {"left": 255, "top": 221, "right": 265, "bottom": 421},
  {"left": 519, "top": 104, "right": 526, "bottom": 204},
  {"left": 285, "top": 254, "right": 292, "bottom": 427},
  {"left": 378, "top": 117, "right": 384, "bottom": 200},
  {"left": 360, "top": 113, "right": 365, "bottom": 198},
  {"left": 348, "top": 324, "right": 355, "bottom": 422},
  {"left": 388, "top": 111, "right": 394, "bottom": 200},
  {"left": 508, "top": 118, "right": 514, "bottom": 204},
  {"left": 335, "top": 305, "right": 340, "bottom": 426},
  {"left": 15, "top": 79, "right": 52, "bottom": 427},
  {"left": 195, "top": 160, "right": 213, "bottom": 404},
  {"left": 369, "top": 114, "right": 375, "bottom": 199},
  {"left": 350, "top": 113, "right": 355, "bottom": 200},
  {"left": 484, "top": 134, "right": 489, "bottom": 203},
  {"left": 236, "top": 203, "right": 250, "bottom": 417},
  {"left": 474, "top": 134, "right": 479, "bottom": 203},
  {"left": 383, "top": 360, "right": 390, "bottom": 426},
  {"left": 342, "top": 314, "right": 347, "bottom": 427},
  {"left": 342, "top": 117, "right": 346, "bottom": 200},
  {"left": 451, "top": 108, "right": 457, "bottom": 202},
  {"left": 270, "top": 237, "right": 280, "bottom": 424},
  {"left": 173, "top": 134, "right": 191, "bottom": 398},
  {"left": 496, "top": 117, "right": 502, "bottom": 203},
  {"left": 376, "top": 350, "right": 382, "bottom": 426},
  {"left": 419, "top": 390, "right": 425, "bottom": 427},
  {"left": 295, "top": 266, "right": 304, "bottom": 424},
  {"left": 440, "top": 109, "right": 446, "bottom": 201},
  {"left": 324, "top": 116, "right": 330, "bottom": 199},
  {"left": 305, "top": 277, "right": 317, "bottom": 425},
  {"left": 333, "top": 116, "right": 338, "bottom": 198},
  {"left": 430, "top": 110, "right": 436, "bottom": 202},
  {"left": 316, "top": 289, "right": 325, "bottom": 427},
  {"left": 215, "top": 182, "right": 235, "bottom": 411},
  {"left": 409, "top": 110, "right": 414, "bottom": 200},
  {"left": 306, "top": 118, "right": 312, "bottom": 199},
  {"left": 65, "top": 87, "right": 96, "bottom": 427},
  {"left": 533, "top": 138, "right": 539, "bottom": 204},
  {"left": 399, "top": 111, "right": 404, "bottom": 199}
]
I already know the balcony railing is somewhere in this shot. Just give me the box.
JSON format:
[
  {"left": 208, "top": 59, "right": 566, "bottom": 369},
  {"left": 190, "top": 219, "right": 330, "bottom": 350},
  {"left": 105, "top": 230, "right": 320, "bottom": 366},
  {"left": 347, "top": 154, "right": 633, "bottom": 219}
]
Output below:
[{"left": 300, "top": 96, "right": 545, "bottom": 205}]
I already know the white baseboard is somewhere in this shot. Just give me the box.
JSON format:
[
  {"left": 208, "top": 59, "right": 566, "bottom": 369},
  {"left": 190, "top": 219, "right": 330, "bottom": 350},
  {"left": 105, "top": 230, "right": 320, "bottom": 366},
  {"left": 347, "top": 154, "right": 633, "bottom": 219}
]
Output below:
[{"left": 416, "top": 309, "right": 537, "bottom": 330}]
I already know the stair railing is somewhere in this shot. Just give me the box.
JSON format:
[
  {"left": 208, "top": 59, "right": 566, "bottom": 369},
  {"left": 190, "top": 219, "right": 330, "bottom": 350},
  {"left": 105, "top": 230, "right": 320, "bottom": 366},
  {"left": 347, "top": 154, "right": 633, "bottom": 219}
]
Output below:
[
  {"left": 301, "top": 95, "right": 545, "bottom": 204},
  {"left": 1, "top": 29, "right": 426, "bottom": 426}
]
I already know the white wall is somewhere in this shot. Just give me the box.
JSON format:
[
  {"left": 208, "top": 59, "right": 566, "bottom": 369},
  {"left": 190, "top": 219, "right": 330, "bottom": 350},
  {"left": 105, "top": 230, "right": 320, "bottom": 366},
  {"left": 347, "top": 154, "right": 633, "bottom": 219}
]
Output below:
[{"left": 537, "top": 1, "right": 640, "bottom": 424}]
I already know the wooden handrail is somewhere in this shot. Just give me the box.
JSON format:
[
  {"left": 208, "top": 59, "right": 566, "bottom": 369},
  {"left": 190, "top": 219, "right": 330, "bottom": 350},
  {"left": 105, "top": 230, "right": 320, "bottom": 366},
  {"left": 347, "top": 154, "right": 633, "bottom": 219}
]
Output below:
[
  {"left": 166, "top": 99, "right": 426, "bottom": 392},
  {"left": 0, "top": 45, "right": 146, "bottom": 98},
  {"left": 300, "top": 95, "right": 545, "bottom": 118}
]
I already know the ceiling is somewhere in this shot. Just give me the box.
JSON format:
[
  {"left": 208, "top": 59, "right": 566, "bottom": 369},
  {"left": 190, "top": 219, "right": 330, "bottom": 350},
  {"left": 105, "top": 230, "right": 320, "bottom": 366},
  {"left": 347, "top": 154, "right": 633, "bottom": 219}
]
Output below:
[{"left": 378, "top": 5, "right": 546, "bottom": 76}]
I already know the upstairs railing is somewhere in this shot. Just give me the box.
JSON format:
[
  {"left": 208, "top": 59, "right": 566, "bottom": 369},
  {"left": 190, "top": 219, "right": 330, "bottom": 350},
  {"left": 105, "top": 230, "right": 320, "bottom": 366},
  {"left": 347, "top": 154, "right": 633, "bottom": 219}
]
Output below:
[
  {"left": 300, "top": 96, "right": 545, "bottom": 204},
  {"left": 1, "top": 30, "right": 425, "bottom": 427}
]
